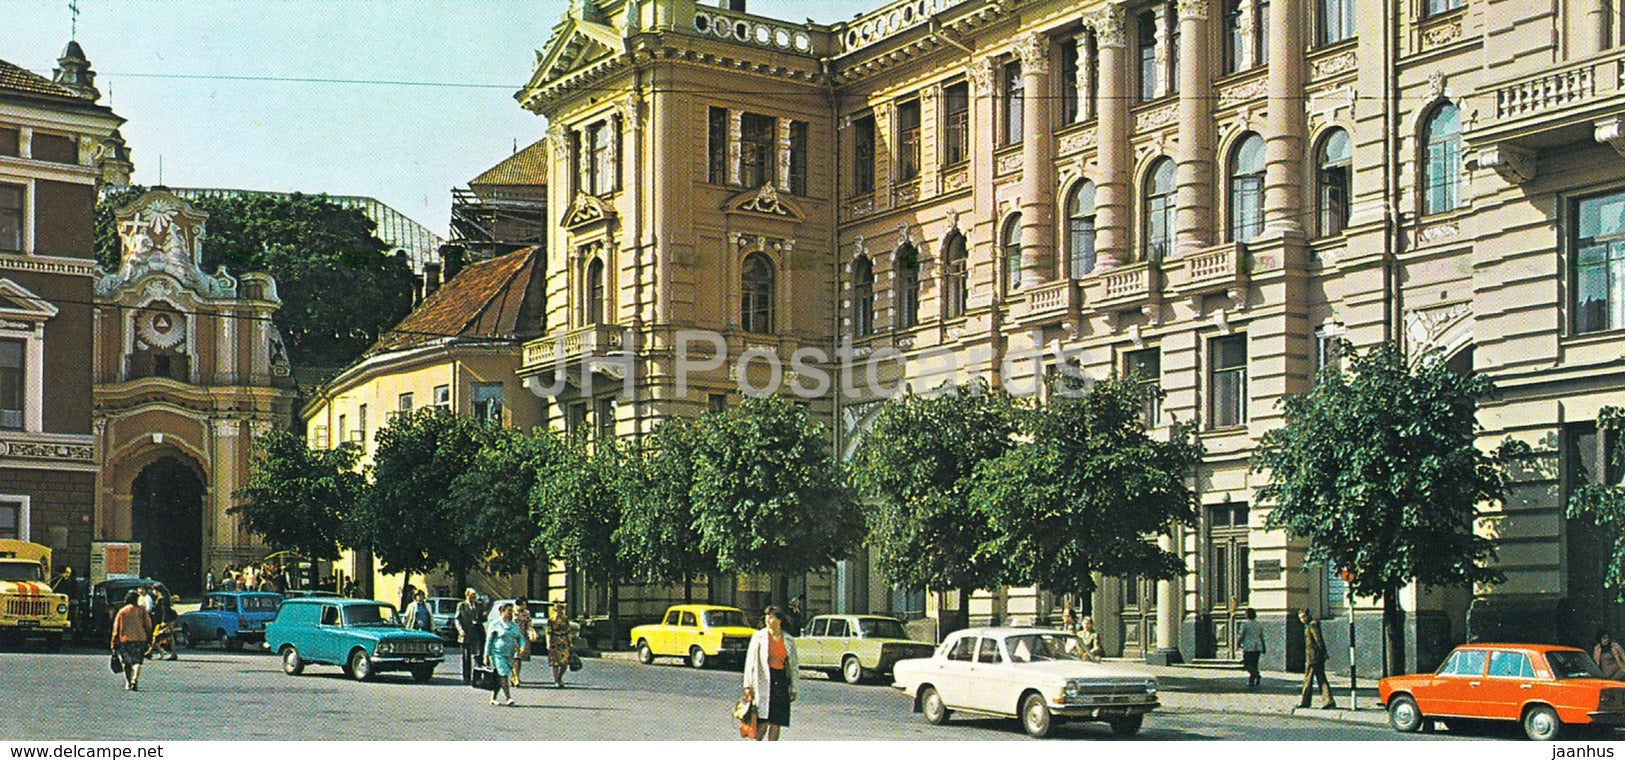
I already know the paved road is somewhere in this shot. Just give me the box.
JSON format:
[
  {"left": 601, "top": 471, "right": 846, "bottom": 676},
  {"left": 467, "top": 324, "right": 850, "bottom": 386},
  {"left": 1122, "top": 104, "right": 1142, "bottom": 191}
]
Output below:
[{"left": 12, "top": 647, "right": 1472, "bottom": 742}]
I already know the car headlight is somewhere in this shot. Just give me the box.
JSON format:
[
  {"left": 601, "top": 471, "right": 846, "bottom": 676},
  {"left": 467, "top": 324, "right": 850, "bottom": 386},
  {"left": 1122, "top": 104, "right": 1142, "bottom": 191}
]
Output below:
[
  {"left": 431, "top": 642, "right": 443, "bottom": 655},
  {"left": 376, "top": 641, "right": 394, "bottom": 655},
  {"left": 1064, "top": 680, "right": 1082, "bottom": 698},
  {"left": 55, "top": 603, "right": 68, "bottom": 615},
  {"left": 1145, "top": 680, "right": 1158, "bottom": 695}
]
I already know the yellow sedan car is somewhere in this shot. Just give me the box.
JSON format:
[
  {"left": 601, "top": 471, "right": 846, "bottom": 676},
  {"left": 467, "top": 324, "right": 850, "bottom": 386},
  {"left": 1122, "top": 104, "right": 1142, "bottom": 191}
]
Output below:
[{"left": 630, "top": 604, "right": 756, "bottom": 669}]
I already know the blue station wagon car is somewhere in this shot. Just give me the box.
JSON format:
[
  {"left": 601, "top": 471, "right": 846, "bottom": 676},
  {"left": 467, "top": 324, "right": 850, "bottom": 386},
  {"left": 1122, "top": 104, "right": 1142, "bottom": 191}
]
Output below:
[
  {"left": 265, "top": 598, "right": 444, "bottom": 683},
  {"left": 175, "top": 592, "right": 282, "bottom": 651}
]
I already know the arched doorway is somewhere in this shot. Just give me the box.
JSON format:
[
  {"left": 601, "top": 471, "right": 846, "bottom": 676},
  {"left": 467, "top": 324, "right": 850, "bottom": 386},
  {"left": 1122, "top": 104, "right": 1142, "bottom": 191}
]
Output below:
[{"left": 131, "top": 456, "right": 205, "bottom": 597}]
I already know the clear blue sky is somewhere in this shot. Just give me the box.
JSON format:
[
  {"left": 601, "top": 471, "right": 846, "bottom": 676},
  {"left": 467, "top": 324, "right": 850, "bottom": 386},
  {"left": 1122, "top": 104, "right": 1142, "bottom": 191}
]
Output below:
[{"left": 5, "top": 0, "right": 873, "bottom": 236}]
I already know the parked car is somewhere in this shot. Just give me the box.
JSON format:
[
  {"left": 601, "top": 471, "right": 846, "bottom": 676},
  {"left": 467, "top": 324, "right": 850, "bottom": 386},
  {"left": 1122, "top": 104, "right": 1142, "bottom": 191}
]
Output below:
[
  {"left": 265, "top": 598, "right": 444, "bottom": 683},
  {"left": 280, "top": 589, "right": 342, "bottom": 599},
  {"left": 77, "top": 578, "right": 168, "bottom": 643},
  {"left": 798, "top": 614, "right": 936, "bottom": 684},
  {"left": 892, "top": 627, "right": 1159, "bottom": 738},
  {"left": 630, "top": 604, "right": 755, "bottom": 669},
  {"left": 1379, "top": 643, "right": 1625, "bottom": 740},
  {"left": 426, "top": 596, "right": 461, "bottom": 643},
  {"left": 174, "top": 591, "right": 282, "bottom": 651}
]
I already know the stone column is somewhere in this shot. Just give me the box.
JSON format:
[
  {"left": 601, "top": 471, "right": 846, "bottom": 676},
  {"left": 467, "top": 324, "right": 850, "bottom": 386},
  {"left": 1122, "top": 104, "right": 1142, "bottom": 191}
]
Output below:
[
  {"left": 1150, "top": 532, "right": 1185, "bottom": 664},
  {"left": 1092, "top": 5, "right": 1130, "bottom": 269},
  {"left": 1174, "top": 0, "right": 1215, "bottom": 255},
  {"left": 1262, "top": 0, "right": 1306, "bottom": 238},
  {"left": 1017, "top": 32, "right": 1055, "bottom": 285}
]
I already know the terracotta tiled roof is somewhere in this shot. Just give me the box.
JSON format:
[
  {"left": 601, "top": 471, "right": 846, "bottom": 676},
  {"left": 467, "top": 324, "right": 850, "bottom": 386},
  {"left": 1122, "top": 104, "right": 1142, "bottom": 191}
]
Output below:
[
  {"left": 368, "top": 247, "right": 545, "bottom": 355},
  {"left": 469, "top": 139, "right": 548, "bottom": 187},
  {"left": 0, "top": 58, "right": 78, "bottom": 99}
]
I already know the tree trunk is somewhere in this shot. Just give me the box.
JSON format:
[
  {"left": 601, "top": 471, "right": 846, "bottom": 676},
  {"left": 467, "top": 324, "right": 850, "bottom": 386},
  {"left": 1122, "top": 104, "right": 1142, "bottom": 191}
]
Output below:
[
  {"left": 454, "top": 566, "right": 468, "bottom": 599},
  {"left": 608, "top": 581, "right": 621, "bottom": 651},
  {"left": 683, "top": 574, "right": 693, "bottom": 603},
  {"left": 1382, "top": 590, "right": 1407, "bottom": 676}
]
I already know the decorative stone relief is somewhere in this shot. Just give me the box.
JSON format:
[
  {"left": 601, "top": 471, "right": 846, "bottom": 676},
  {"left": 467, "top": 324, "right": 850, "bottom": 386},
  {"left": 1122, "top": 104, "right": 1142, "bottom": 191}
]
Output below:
[
  {"left": 967, "top": 57, "right": 997, "bottom": 96},
  {"left": 1422, "top": 19, "right": 1462, "bottom": 49},
  {"left": 1015, "top": 32, "right": 1051, "bottom": 74},
  {"left": 1426, "top": 71, "right": 1446, "bottom": 102},
  {"left": 1090, "top": 5, "right": 1128, "bottom": 48},
  {"left": 1175, "top": 0, "right": 1209, "bottom": 20},
  {"left": 1596, "top": 117, "right": 1625, "bottom": 158},
  {"left": 1135, "top": 103, "right": 1179, "bottom": 132},
  {"left": 737, "top": 183, "right": 795, "bottom": 216},
  {"left": 1059, "top": 128, "right": 1098, "bottom": 154},
  {"left": 1403, "top": 301, "right": 1471, "bottom": 351},
  {"left": 1478, "top": 144, "right": 1536, "bottom": 184},
  {"left": 1311, "top": 51, "right": 1357, "bottom": 80},
  {"left": 1417, "top": 220, "right": 1461, "bottom": 245},
  {"left": 1217, "top": 77, "right": 1268, "bottom": 109},
  {"left": 996, "top": 152, "right": 1024, "bottom": 174},
  {"left": 616, "top": 95, "right": 641, "bottom": 130}
]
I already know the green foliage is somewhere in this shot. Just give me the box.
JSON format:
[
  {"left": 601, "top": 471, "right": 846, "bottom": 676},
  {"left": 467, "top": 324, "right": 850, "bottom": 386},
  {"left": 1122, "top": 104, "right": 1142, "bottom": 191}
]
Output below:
[
  {"left": 231, "top": 430, "right": 365, "bottom": 568},
  {"left": 1566, "top": 406, "right": 1625, "bottom": 601},
  {"left": 351, "top": 408, "right": 495, "bottom": 578},
  {"left": 850, "top": 383, "right": 1022, "bottom": 594},
  {"left": 689, "top": 396, "right": 862, "bottom": 576},
  {"left": 614, "top": 418, "right": 714, "bottom": 585},
  {"left": 95, "top": 187, "right": 415, "bottom": 369},
  {"left": 532, "top": 435, "right": 624, "bottom": 586},
  {"left": 1253, "top": 342, "right": 1525, "bottom": 598},
  {"left": 447, "top": 426, "right": 558, "bottom": 577},
  {"left": 971, "top": 375, "right": 1201, "bottom": 595}
]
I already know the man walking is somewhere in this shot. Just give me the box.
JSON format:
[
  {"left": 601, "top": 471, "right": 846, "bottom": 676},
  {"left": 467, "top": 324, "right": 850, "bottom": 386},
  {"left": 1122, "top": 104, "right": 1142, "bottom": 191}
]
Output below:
[
  {"left": 455, "top": 589, "right": 486, "bottom": 684},
  {"left": 404, "top": 590, "right": 434, "bottom": 634},
  {"left": 1297, "top": 609, "right": 1336, "bottom": 709},
  {"left": 110, "top": 590, "right": 153, "bottom": 691},
  {"left": 1237, "top": 607, "right": 1265, "bottom": 688}
]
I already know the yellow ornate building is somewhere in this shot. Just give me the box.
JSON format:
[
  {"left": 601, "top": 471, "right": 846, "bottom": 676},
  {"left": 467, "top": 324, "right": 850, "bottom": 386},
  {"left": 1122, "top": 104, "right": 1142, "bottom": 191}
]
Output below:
[{"left": 516, "top": 0, "right": 1625, "bottom": 672}]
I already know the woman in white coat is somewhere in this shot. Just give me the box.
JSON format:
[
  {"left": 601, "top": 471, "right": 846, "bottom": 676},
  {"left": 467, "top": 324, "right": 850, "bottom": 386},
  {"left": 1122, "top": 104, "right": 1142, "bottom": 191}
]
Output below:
[{"left": 742, "top": 606, "right": 799, "bottom": 741}]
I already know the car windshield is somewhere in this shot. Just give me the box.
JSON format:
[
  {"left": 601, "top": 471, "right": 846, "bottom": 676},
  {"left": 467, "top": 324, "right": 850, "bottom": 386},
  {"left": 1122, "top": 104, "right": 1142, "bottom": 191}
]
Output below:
[
  {"left": 241, "top": 596, "right": 280, "bottom": 613},
  {"left": 704, "top": 610, "right": 747, "bottom": 628},
  {"left": 1005, "top": 633, "right": 1088, "bottom": 664},
  {"left": 343, "top": 604, "right": 395, "bottom": 627},
  {"left": 0, "top": 562, "right": 44, "bottom": 582},
  {"left": 1546, "top": 651, "right": 1605, "bottom": 679},
  {"left": 857, "top": 619, "right": 908, "bottom": 639},
  {"left": 434, "top": 600, "right": 459, "bottom": 615}
]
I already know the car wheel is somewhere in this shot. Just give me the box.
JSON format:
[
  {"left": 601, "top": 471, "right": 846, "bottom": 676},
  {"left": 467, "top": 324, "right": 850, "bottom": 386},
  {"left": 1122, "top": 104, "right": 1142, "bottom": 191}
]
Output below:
[
  {"left": 177, "top": 626, "right": 194, "bottom": 650},
  {"left": 688, "top": 646, "right": 708, "bottom": 669},
  {"left": 1388, "top": 695, "right": 1424, "bottom": 733},
  {"left": 410, "top": 666, "right": 434, "bottom": 684},
  {"left": 920, "top": 686, "right": 950, "bottom": 725},
  {"left": 224, "top": 635, "right": 243, "bottom": 652},
  {"left": 349, "top": 649, "right": 374, "bottom": 682},
  {"left": 1109, "top": 715, "right": 1144, "bottom": 737},
  {"left": 1021, "top": 692, "right": 1053, "bottom": 738},
  {"left": 280, "top": 646, "right": 304, "bottom": 676},
  {"left": 1523, "top": 705, "right": 1562, "bottom": 741},
  {"left": 636, "top": 640, "right": 654, "bottom": 665},
  {"left": 841, "top": 655, "right": 866, "bottom": 685}
]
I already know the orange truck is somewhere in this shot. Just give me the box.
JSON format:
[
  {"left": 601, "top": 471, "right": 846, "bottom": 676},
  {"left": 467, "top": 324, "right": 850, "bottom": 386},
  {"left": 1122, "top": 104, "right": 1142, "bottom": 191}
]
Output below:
[{"left": 0, "top": 539, "right": 71, "bottom": 650}]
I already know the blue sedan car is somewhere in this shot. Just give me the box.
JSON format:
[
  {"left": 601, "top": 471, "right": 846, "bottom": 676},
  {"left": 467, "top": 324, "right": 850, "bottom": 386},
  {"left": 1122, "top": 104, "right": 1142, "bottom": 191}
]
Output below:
[
  {"left": 266, "top": 598, "right": 444, "bottom": 683},
  {"left": 175, "top": 592, "right": 282, "bottom": 651}
]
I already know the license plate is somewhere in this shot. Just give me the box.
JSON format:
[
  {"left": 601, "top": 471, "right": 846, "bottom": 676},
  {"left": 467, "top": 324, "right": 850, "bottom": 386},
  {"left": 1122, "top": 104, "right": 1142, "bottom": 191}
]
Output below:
[
  {"left": 16, "top": 620, "right": 37, "bottom": 628},
  {"left": 405, "top": 657, "right": 427, "bottom": 663}
]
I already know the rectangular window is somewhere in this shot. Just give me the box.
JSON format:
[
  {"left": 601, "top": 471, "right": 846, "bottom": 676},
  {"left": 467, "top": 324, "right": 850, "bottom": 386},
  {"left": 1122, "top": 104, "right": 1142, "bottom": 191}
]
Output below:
[
  {"left": 1319, "top": 0, "right": 1354, "bottom": 45},
  {"left": 739, "top": 113, "right": 776, "bottom": 189},
  {"left": 1224, "top": 0, "right": 1245, "bottom": 73},
  {"left": 0, "top": 500, "right": 18, "bottom": 540},
  {"left": 0, "top": 338, "right": 21, "bottom": 430},
  {"left": 397, "top": 392, "right": 414, "bottom": 413},
  {"left": 1575, "top": 190, "right": 1625, "bottom": 334},
  {"left": 1138, "top": 11, "right": 1160, "bottom": 102},
  {"left": 1169, "top": 7, "right": 1182, "bottom": 92},
  {"left": 1572, "top": 423, "right": 1624, "bottom": 489},
  {"left": 433, "top": 384, "right": 450, "bottom": 408},
  {"left": 853, "top": 115, "right": 876, "bottom": 195},
  {"left": 1125, "top": 347, "right": 1162, "bottom": 428},
  {"left": 1257, "top": 0, "right": 1270, "bottom": 65},
  {"left": 1210, "top": 335, "right": 1248, "bottom": 428},
  {"left": 568, "top": 131, "right": 583, "bottom": 197},
  {"left": 313, "top": 426, "right": 330, "bottom": 449},
  {"left": 788, "top": 121, "right": 809, "bottom": 196},
  {"left": 473, "top": 382, "right": 504, "bottom": 424},
  {"left": 357, "top": 404, "right": 368, "bottom": 443},
  {"left": 595, "top": 397, "right": 615, "bottom": 443},
  {"left": 338, "top": 414, "right": 347, "bottom": 442},
  {"left": 1060, "top": 41, "right": 1080, "bottom": 124},
  {"left": 1314, "top": 329, "right": 1345, "bottom": 374},
  {"left": 896, "top": 99, "right": 921, "bottom": 182},
  {"left": 708, "top": 393, "right": 727, "bottom": 413},
  {"left": 0, "top": 184, "right": 22, "bottom": 253},
  {"left": 1002, "top": 61, "right": 1024, "bottom": 146},
  {"left": 1425, "top": 0, "right": 1463, "bottom": 16},
  {"left": 942, "top": 82, "right": 970, "bottom": 166},
  {"left": 589, "top": 121, "right": 615, "bottom": 195},
  {"left": 0, "top": 127, "right": 17, "bottom": 157},
  {"left": 566, "top": 402, "right": 588, "bottom": 437},
  {"left": 708, "top": 107, "right": 729, "bottom": 185}
]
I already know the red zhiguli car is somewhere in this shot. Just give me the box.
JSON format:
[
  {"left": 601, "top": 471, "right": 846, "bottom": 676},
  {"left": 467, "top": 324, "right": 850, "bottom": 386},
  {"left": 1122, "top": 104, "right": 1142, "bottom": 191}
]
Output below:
[{"left": 1379, "top": 643, "right": 1625, "bottom": 740}]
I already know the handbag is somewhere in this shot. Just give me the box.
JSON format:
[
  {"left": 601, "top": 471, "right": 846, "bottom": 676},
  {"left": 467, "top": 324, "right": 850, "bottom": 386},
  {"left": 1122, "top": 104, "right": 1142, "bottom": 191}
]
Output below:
[
  {"left": 568, "top": 652, "right": 583, "bottom": 672},
  {"left": 109, "top": 651, "right": 122, "bottom": 674},
  {"left": 734, "top": 695, "right": 758, "bottom": 739},
  {"left": 471, "top": 666, "right": 500, "bottom": 690}
]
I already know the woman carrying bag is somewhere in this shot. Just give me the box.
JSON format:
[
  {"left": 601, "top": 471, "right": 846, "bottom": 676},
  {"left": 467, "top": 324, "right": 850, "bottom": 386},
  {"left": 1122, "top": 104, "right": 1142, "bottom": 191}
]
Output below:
[{"left": 741, "top": 606, "right": 798, "bottom": 741}]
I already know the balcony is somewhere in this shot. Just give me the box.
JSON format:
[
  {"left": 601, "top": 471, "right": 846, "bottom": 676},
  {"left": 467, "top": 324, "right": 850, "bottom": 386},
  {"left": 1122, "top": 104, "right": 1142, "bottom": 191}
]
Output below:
[
  {"left": 1021, "top": 279, "right": 1078, "bottom": 320},
  {"left": 521, "top": 324, "right": 624, "bottom": 370},
  {"left": 1466, "top": 49, "right": 1625, "bottom": 182},
  {"left": 1083, "top": 262, "right": 1162, "bottom": 312},
  {"left": 1169, "top": 242, "right": 1250, "bottom": 299}
]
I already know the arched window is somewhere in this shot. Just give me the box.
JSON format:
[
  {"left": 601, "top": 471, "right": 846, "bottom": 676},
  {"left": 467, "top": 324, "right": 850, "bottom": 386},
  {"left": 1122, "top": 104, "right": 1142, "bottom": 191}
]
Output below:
[
  {"left": 1002, "top": 215, "right": 1024, "bottom": 293},
  {"left": 1067, "top": 181, "right": 1098, "bottom": 278},
  {"left": 741, "top": 253, "right": 775, "bottom": 333},
  {"left": 852, "top": 255, "right": 875, "bottom": 337},
  {"left": 1316, "top": 128, "right": 1352, "bottom": 238},
  {"left": 944, "top": 232, "right": 968, "bottom": 319},
  {"left": 586, "top": 257, "right": 605, "bottom": 325},
  {"left": 896, "top": 245, "right": 920, "bottom": 330},
  {"left": 1143, "top": 158, "right": 1176, "bottom": 262},
  {"left": 1229, "top": 134, "right": 1266, "bottom": 243},
  {"left": 1423, "top": 102, "right": 1462, "bottom": 216}
]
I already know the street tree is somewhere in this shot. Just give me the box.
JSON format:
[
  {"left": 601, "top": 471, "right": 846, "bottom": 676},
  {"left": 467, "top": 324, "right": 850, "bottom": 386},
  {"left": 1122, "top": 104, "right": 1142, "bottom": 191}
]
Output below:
[
  {"left": 533, "top": 433, "right": 626, "bottom": 627},
  {"left": 971, "top": 375, "right": 1201, "bottom": 611},
  {"left": 95, "top": 187, "right": 416, "bottom": 370},
  {"left": 231, "top": 430, "right": 366, "bottom": 589},
  {"left": 850, "top": 383, "right": 1022, "bottom": 633},
  {"left": 614, "top": 418, "right": 713, "bottom": 599},
  {"left": 350, "top": 408, "right": 494, "bottom": 591},
  {"left": 1566, "top": 405, "right": 1625, "bottom": 600},
  {"left": 690, "top": 396, "right": 862, "bottom": 580},
  {"left": 1252, "top": 341, "right": 1528, "bottom": 676},
  {"left": 447, "top": 426, "right": 558, "bottom": 577}
]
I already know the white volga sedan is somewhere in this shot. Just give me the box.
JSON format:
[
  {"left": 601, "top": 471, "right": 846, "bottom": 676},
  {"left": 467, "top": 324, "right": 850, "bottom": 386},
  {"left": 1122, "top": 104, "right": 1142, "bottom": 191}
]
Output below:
[{"left": 892, "top": 627, "right": 1159, "bottom": 738}]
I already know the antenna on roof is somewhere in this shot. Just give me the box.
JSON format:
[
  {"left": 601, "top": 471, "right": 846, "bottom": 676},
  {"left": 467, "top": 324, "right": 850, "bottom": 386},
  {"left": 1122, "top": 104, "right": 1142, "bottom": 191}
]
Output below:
[
  {"left": 70, "top": 0, "right": 80, "bottom": 38},
  {"left": 513, "top": 138, "right": 518, "bottom": 154}
]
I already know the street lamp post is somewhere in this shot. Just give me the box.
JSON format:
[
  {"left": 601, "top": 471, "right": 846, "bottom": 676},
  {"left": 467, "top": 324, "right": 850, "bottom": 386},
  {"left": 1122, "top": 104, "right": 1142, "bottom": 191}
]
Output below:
[{"left": 1342, "top": 569, "right": 1357, "bottom": 711}]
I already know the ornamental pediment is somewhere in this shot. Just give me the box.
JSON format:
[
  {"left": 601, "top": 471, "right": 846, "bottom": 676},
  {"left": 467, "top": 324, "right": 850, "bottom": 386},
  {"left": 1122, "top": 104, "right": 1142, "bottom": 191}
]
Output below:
[
  {"left": 725, "top": 184, "right": 806, "bottom": 222},
  {"left": 561, "top": 191, "right": 617, "bottom": 230},
  {"left": 525, "top": 17, "right": 624, "bottom": 94},
  {"left": 0, "top": 279, "right": 59, "bottom": 323}
]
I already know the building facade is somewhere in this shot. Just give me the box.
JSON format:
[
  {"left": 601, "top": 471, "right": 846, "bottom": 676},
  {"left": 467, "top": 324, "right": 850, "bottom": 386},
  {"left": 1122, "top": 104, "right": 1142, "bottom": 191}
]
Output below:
[
  {"left": 1, "top": 43, "right": 127, "bottom": 580},
  {"left": 515, "top": 0, "right": 1625, "bottom": 672}
]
